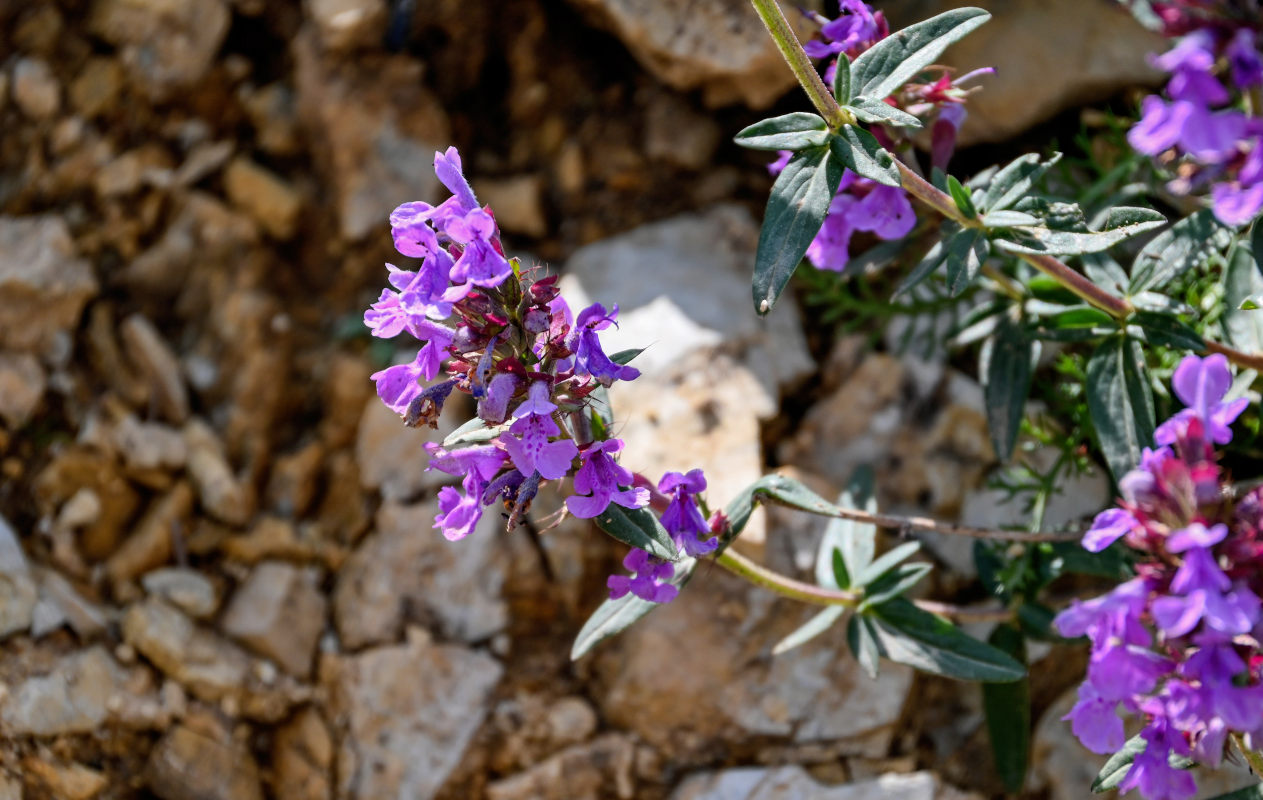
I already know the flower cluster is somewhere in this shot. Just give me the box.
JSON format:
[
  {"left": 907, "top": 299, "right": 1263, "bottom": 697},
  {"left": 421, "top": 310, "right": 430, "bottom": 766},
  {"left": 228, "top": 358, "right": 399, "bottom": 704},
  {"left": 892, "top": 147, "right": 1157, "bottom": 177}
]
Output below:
[
  {"left": 780, "top": 1, "right": 991, "bottom": 272},
  {"left": 364, "top": 147, "right": 715, "bottom": 603},
  {"left": 1127, "top": 12, "right": 1263, "bottom": 225},
  {"left": 1055, "top": 354, "right": 1261, "bottom": 800}
]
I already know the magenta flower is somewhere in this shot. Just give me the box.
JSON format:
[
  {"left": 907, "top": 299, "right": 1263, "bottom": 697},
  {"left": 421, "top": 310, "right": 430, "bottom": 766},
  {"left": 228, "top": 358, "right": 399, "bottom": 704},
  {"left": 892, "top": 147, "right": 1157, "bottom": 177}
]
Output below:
[
  {"left": 1155, "top": 354, "right": 1248, "bottom": 446},
  {"left": 1063, "top": 682, "right": 1126, "bottom": 754},
  {"left": 568, "top": 303, "right": 640, "bottom": 384},
  {"left": 1082, "top": 508, "right": 1139, "bottom": 552},
  {"left": 502, "top": 413, "right": 579, "bottom": 481},
  {"left": 659, "top": 469, "right": 717, "bottom": 557},
  {"left": 435, "top": 472, "right": 487, "bottom": 541},
  {"left": 565, "top": 439, "right": 649, "bottom": 518},
  {"left": 607, "top": 548, "right": 678, "bottom": 603}
]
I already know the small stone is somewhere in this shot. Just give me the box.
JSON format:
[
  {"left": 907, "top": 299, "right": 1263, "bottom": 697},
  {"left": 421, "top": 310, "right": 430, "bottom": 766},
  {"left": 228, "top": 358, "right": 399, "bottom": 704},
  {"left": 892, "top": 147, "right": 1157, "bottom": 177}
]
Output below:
[
  {"left": 69, "top": 57, "right": 124, "bottom": 118},
  {"left": 95, "top": 146, "right": 174, "bottom": 198},
  {"left": 12, "top": 58, "right": 60, "bottom": 119},
  {"left": 671, "top": 768, "right": 953, "bottom": 800},
  {"left": 23, "top": 758, "right": 107, "bottom": 800},
  {"left": 184, "top": 420, "right": 253, "bottom": 527},
  {"left": 147, "top": 724, "right": 265, "bottom": 800},
  {"left": 142, "top": 567, "right": 219, "bottom": 618},
  {"left": 0, "top": 216, "right": 98, "bottom": 354},
  {"left": 476, "top": 175, "right": 547, "bottom": 237},
  {"left": 113, "top": 414, "right": 188, "bottom": 472},
  {"left": 0, "top": 352, "right": 47, "bottom": 428},
  {"left": 224, "top": 157, "right": 303, "bottom": 239},
  {"left": 0, "top": 516, "right": 35, "bottom": 640},
  {"left": 89, "top": 0, "right": 231, "bottom": 100},
  {"left": 644, "top": 91, "right": 721, "bottom": 170},
  {"left": 0, "top": 647, "right": 127, "bottom": 736},
  {"left": 221, "top": 561, "right": 326, "bottom": 677},
  {"left": 272, "top": 707, "right": 334, "bottom": 800},
  {"left": 354, "top": 393, "right": 467, "bottom": 501},
  {"left": 31, "top": 568, "right": 110, "bottom": 638},
  {"left": 486, "top": 734, "right": 636, "bottom": 800},
  {"left": 265, "top": 441, "right": 324, "bottom": 517},
  {"left": 105, "top": 482, "right": 193, "bottom": 586},
  {"left": 327, "top": 629, "right": 502, "bottom": 800},
  {"left": 240, "top": 82, "right": 300, "bottom": 157},
  {"left": 120, "top": 314, "right": 190, "bottom": 424},
  {"left": 306, "top": 0, "right": 387, "bottom": 51},
  {"left": 174, "top": 140, "right": 234, "bottom": 186},
  {"left": 333, "top": 500, "right": 507, "bottom": 649},
  {"left": 0, "top": 775, "right": 18, "bottom": 800}
]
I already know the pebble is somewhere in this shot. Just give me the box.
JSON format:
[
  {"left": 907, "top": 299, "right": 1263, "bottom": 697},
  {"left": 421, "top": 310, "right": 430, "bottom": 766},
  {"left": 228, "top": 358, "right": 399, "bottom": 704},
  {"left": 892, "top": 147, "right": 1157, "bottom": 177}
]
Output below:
[
  {"left": 220, "top": 561, "right": 326, "bottom": 677},
  {"left": 224, "top": 157, "right": 304, "bottom": 239},
  {"left": 12, "top": 57, "right": 60, "bottom": 119}
]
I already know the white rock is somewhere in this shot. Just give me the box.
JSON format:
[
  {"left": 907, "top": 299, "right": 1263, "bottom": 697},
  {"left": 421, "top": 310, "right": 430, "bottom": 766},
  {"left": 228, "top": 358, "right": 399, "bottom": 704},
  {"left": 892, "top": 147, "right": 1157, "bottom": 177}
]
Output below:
[
  {"left": 0, "top": 352, "right": 47, "bottom": 428},
  {"left": 88, "top": 0, "right": 231, "bottom": 99},
  {"left": 220, "top": 561, "right": 326, "bottom": 677},
  {"left": 0, "top": 515, "right": 36, "bottom": 640},
  {"left": 1, "top": 647, "right": 126, "bottom": 736},
  {"left": 671, "top": 767, "right": 956, "bottom": 800},
  {"left": 142, "top": 567, "right": 219, "bottom": 618},
  {"left": 305, "top": 0, "right": 387, "bottom": 52},
  {"left": 0, "top": 215, "right": 98, "bottom": 353},
  {"left": 12, "top": 58, "right": 60, "bottom": 119}
]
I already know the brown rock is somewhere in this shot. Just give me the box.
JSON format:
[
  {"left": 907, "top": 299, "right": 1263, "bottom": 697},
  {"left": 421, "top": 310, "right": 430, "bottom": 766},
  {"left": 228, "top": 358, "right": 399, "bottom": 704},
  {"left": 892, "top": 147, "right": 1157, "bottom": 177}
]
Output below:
[
  {"left": 69, "top": 57, "right": 124, "bottom": 118},
  {"left": 113, "top": 414, "right": 188, "bottom": 472},
  {"left": 486, "top": 734, "right": 636, "bottom": 800},
  {"left": 318, "top": 352, "right": 371, "bottom": 449},
  {"left": 0, "top": 216, "right": 98, "bottom": 354},
  {"left": 240, "top": 82, "right": 301, "bottom": 157},
  {"left": 224, "top": 157, "right": 303, "bottom": 239},
  {"left": 476, "top": 175, "right": 547, "bottom": 237},
  {"left": 221, "top": 561, "right": 326, "bottom": 677},
  {"left": 147, "top": 723, "right": 265, "bottom": 800},
  {"left": 0, "top": 515, "right": 36, "bottom": 639},
  {"left": 355, "top": 393, "right": 469, "bottom": 501},
  {"left": 120, "top": 314, "right": 190, "bottom": 424},
  {"left": 643, "top": 90, "right": 722, "bottom": 170},
  {"left": 184, "top": 420, "right": 252, "bottom": 526},
  {"left": 12, "top": 58, "right": 60, "bottom": 119},
  {"left": 272, "top": 707, "right": 334, "bottom": 800},
  {"left": 35, "top": 449, "right": 141, "bottom": 562},
  {"left": 490, "top": 693, "right": 600, "bottom": 773},
  {"left": 305, "top": 0, "right": 387, "bottom": 52},
  {"left": 31, "top": 568, "right": 110, "bottom": 639},
  {"left": 105, "top": 482, "right": 193, "bottom": 587},
  {"left": 0, "top": 647, "right": 129, "bottom": 736},
  {"left": 173, "top": 140, "right": 234, "bottom": 187},
  {"left": 265, "top": 441, "right": 324, "bottom": 517},
  {"left": 221, "top": 516, "right": 345, "bottom": 568},
  {"left": 142, "top": 567, "right": 219, "bottom": 618},
  {"left": 88, "top": 0, "right": 231, "bottom": 100},
  {"left": 327, "top": 629, "right": 502, "bottom": 800},
  {"left": 0, "top": 352, "right": 46, "bottom": 428},
  {"left": 23, "top": 758, "right": 107, "bottom": 800}
]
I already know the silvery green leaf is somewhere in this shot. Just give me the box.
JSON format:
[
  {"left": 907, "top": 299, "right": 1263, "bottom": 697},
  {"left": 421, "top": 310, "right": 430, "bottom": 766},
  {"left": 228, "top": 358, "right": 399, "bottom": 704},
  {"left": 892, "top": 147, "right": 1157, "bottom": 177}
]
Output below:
[
  {"left": 850, "top": 8, "right": 991, "bottom": 101},
  {"left": 734, "top": 112, "right": 830, "bottom": 151}
]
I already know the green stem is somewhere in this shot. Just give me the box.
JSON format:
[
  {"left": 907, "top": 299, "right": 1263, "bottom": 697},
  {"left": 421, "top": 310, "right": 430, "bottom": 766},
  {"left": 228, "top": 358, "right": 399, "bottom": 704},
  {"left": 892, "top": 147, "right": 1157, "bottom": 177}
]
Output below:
[
  {"left": 1232, "top": 733, "right": 1263, "bottom": 777},
  {"left": 748, "top": 0, "right": 852, "bottom": 129}
]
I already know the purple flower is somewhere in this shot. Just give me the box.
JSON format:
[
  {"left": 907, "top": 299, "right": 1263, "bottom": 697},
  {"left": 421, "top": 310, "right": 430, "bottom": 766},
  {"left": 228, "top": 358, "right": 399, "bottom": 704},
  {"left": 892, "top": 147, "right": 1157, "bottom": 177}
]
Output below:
[
  {"left": 607, "top": 548, "right": 678, "bottom": 603},
  {"left": 424, "top": 442, "right": 508, "bottom": 481},
  {"left": 513, "top": 380, "right": 557, "bottom": 418},
  {"left": 768, "top": 150, "right": 793, "bottom": 176},
  {"left": 1119, "top": 729, "right": 1197, "bottom": 800},
  {"left": 1170, "top": 546, "right": 1231, "bottom": 595},
  {"left": 1155, "top": 32, "right": 1229, "bottom": 105},
  {"left": 565, "top": 439, "right": 649, "bottom": 518},
  {"left": 1179, "top": 107, "right": 1246, "bottom": 162},
  {"left": 1055, "top": 577, "right": 1151, "bottom": 649},
  {"left": 371, "top": 355, "right": 431, "bottom": 414},
  {"left": 1155, "top": 355, "right": 1249, "bottom": 446},
  {"left": 1212, "top": 181, "right": 1263, "bottom": 226},
  {"left": 1063, "top": 682, "right": 1126, "bottom": 754},
  {"left": 567, "top": 303, "right": 640, "bottom": 385},
  {"left": 1228, "top": 29, "right": 1263, "bottom": 89},
  {"left": 1082, "top": 508, "right": 1139, "bottom": 552},
  {"left": 851, "top": 185, "right": 916, "bottom": 239},
  {"left": 1088, "top": 643, "right": 1171, "bottom": 701},
  {"left": 435, "top": 472, "right": 487, "bottom": 541},
  {"left": 478, "top": 373, "right": 519, "bottom": 424},
  {"left": 806, "top": 194, "right": 859, "bottom": 271},
  {"left": 1167, "top": 522, "right": 1227, "bottom": 552},
  {"left": 659, "top": 469, "right": 717, "bottom": 557},
  {"left": 1129, "top": 97, "right": 1194, "bottom": 155},
  {"left": 502, "top": 413, "right": 578, "bottom": 481}
]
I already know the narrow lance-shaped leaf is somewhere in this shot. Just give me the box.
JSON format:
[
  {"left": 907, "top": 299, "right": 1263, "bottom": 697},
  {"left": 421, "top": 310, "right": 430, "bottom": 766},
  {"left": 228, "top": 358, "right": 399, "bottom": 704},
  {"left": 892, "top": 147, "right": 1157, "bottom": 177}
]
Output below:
[
  {"left": 828, "top": 466, "right": 877, "bottom": 587},
  {"left": 894, "top": 226, "right": 954, "bottom": 298},
  {"left": 1087, "top": 336, "right": 1157, "bottom": 482},
  {"left": 995, "top": 207, "right": 1166, "bottom": 256},
  {"left": 847, "top": 613, "right": 882, "bottom": 679},
  {"left": 978, "top": 152, "right": 1061, "bottom": 213},
  {"left": 981, "top": 314, "right": 1038, "bottom": 460},
  {"left": 945, "top": 228, "right": 989, "bottom": 296},
  {"left": 753, "top": 147, "right": 842, "bottom": 315},
  {"left": 772, "top": 606, "right": 847, "bottom": 655},
  {"left": 1127, "top": 209, "right": 1227, "bottom": 294},
  {"left": 829, "top": 125, "right": 900, "bottom": 187},
  {"left": 593, "top": 504, "right": 679, "bottom": 561},
  {"left": 734, "top": 112, "right": 830, "bottom": 151},
  {"left": 981, "top": 624, "right": 1031, "bottom": 793},
  {"left": 865, "top": 598, "right": 1027, "bottom": 682},
  {"left": 1224, "top": 238, "right": 1263, "bottom": 352},
  {"left": 1092, "top": 735, "right": 1194, "bottom": 793},
  {"left": 833, "top": 52, "right": 852, "bottom": 104},
  {"left": 1129, "top": 310, "right": 1204, "bottom": 351},
  {"left": 845, "top": 96, "right": 922, "bottom": 128},
  {"left": 947, "top": 175, "right": 977, "bottom": 218},
  {"left": 850, "top": 8, "right": 992, "bottom": 101}
]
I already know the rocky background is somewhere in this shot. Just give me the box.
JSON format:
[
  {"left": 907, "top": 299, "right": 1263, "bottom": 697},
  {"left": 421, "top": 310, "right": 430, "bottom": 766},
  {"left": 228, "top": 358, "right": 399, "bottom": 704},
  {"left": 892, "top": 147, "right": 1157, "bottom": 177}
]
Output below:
[{"left": 0, "top": 1, "right": 1240, "bottom": 799}]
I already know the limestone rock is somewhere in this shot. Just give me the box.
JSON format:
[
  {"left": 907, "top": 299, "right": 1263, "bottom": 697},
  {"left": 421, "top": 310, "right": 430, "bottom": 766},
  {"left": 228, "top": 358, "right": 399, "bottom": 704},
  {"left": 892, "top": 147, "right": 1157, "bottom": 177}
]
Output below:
[
  {"left": 592, "top": 567, "right": 913, "bottom": 758},
  {"left": 12, "top": 58, "right": 60, "bottom": 120},
  {"left": 88, "top": 0, "right": 231, "bottom": 99},
  {"left": 486, "top": 734, "right": 636, "bottom": 800},
  {"left": 327, "top": 629, "right": 502, "bottom": 800},
  {"left": 120, "top": 314, "right": 190, "bottom": 424},
  {"left": 489, "top": 694, "right": 601, "bottom": 773},
  {"left": 0, "top": 352, "right": 46, "bottom": 428},
  {"left": 147, "top": 723, "right": 265, "bottom": 800},
  {"left": 883, "top": 0, "right": 1164, "bottom": 145},
  {"left": 184, "top": 420, "right": 253, "bottom": 526},
  {"left": 272, "top": 707, "right": 334, "bottom": 800},
  {"left": 23, "top": 758, "right": 107, "bottom": 800},
  {"left": 333, "top": 499, "right": 508, "bottom": 649},
  {"left": 671, "top": 768, "right": 969, "bottom": 800},
  {"left": 354, "top": 392, "right": 468, "bottom": 501},
  {"left": 0, "top": 216, "right": 98, "bottom": 353},
  {"left": 476, "top": 175, "right": 547, "bottom": 237},
  {"left": 0, "top": 647, "right": 128, "bottom": 736},
  {"left": 142, "top": 567, "right": 219, "bottom": 619},
  {"left": 221, "top": 561, "right": 326, "bottom": 677},
  {"left": 113, "top": 414, "right": 188, "bottom": 472},
  {"left": 565, "top": 0, "right": 818, "bottom": 108},
  {"left": 305, "top": 0, "right": 387, "bottom": 52},
  {"left": 561, "top": 204, "right": 813, "bottom": 403},
  {"left": 224, "top": 157, "right": 303, "bottom": 239},
  {"left": 292, "top": 29, "right": 451, "bottom": 240},
  {"left": 0, "top": 515, "right": 36, "bottom": 640},
  {"left": 32, "top": 568, "right": 110, "bottom": 638},
  {"left": 69, "top": 57, "right": 124, "bottom": 118},
  {"left": 105, "top": 482, "right": 193, "bottom": 586}
]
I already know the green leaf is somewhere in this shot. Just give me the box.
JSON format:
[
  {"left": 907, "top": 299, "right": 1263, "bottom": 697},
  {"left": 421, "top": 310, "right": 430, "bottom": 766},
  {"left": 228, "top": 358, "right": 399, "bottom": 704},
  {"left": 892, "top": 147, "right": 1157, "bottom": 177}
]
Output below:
[
  {"left": 593, "top": 504, "right": 679, "bottom": 561},
  {"left": 1083, "top": 252, "right": 1130, "bottom": 291},
  {"left": 1130, "top": 310, "right": 1204, "bottom": 351},
  {"left": 734, "top": 112, "right": 830, "bottom": 151},
  {"left": 847, "top": 613, "right": 882, "bottom": 679},
  {"left": 1040, "top": 307, "right": 1114, "bottom": 328},
  {"left": 822, "top": 466, "right": 878, "bottom": 589},
  {"left": 1200, "top": 786, "right": 1263, "bottom": 800},
  {"left": 846, "top": 96, "right": 923, "bottom": 128},
  {"left": 442, "top": 417, "right": 509, "bottom": 447},
  {"left": 1127, "top": 209, "right": 1227, "bottom": 294},
  {"left": 1087, "top": 336, "right": 1156, "bottom": 482},
  {"left": 829, "top": 125, "right": 900, "bottom": 187},
  {"left": 981, "top": 209, "right": 1040, "bottom": 228},
  {"left": 753, "top": 147, "right": 842, "bottom": 315},
  {"left": 856, "top": 541, "right": 922, "bottom": 587},
  {"left": 850, "top": 8, "right": 991, "bottom": 101},
  {"left": 979, "top": 152, "right": 1061, "bottom": 213},
  {"left": 947, "top": 175, "right": 978, "bottom": 219},
  {"left": 570, "top": 554, "right": 698, "bottom": 659},
  {"left": 994, "top": 207, "right": 1166, "bottom": 256},
  {"left": 772, "top": 606, "right": 847, "bottom": 655},
  {"left": 859, "top": 561, "right": 933, "bottom": 611},
  {"left": 609, "top": 348, "right": 645, "bottom": 366},
  {"left": 866, "top": 598, "right": 1026, "bottom": 682},
  {"left": 1015, "top": 602, "right": 1063, "bottom": 641},
  {"left": 1241, "top": 294, "right": 1263, "bottom": 310},
  {"left": 982, "top": 624, "right": 1030, "bottom": 793},
  {"left": 1224, "top": 239, "right": 1263, "bottom": 352},
  {"left": 981, "top": 314, "right": 1038, "bottom": 460},
  {"left": 945, "top": 228, "right": 989, "bottom": 296},
  {"left": 833, "top": 52, "right": 852, "bottom": 104},
  {"left": 1092, "top": 735, "right": 1194, "bottom": 793},
  {"left": 893, "top": 230, "right": 953, "bottom": 297}
]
